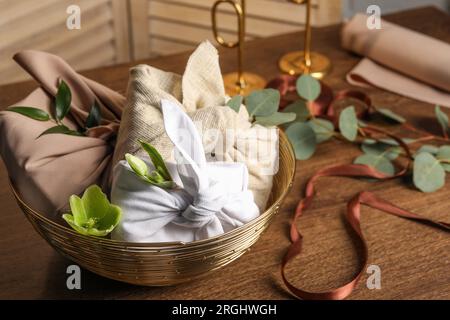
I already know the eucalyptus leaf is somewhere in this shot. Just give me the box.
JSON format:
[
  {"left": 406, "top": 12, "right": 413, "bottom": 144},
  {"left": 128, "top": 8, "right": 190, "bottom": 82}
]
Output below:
[
  {"left": 226, "top": 95, "right": 243, "bottom": 113},
  {"left": 139, "top": 140, "right": 172, "bottom": 181},
  {"left": 361, "top": 141, "right": 401, "bottom": 160},
  {"left": 436, "top": 146, "right": 450, "bottom": 172},
  {"left": 308, "top": 118, "right": 334, "bottom": 143},
  {"left": 285, "top": 122, "right": 317, "bottom": 160},
  {"left": 358, "top": 120, "right": 368, "bottom": 128},
  {"left": 37, "top": 125, "right": 83, "bottom": 138},
  {"left": 362, "top": 138, "right": 377, "bottom": 145},
  {"left": 296, "top": 74, "right": 321, "bottom": 101},
  {"left": 125, "top": 153, "right": 148, "bottom": 177},
  {"left": 62, "top": 185, "right": 122, "bottom": 237},
  {"left": 416, "top": 144, "right": 439, "bottom": 155},
  {"left": 55, "top": 80, "right": 72, "bottom": 121},
  {"left": 435, "top": 105, "right": 449, "bottom": 136},
  {"left": 245, "top": 89, "right": 280, "bottom": 117},
  {"left": 354, "top": 153, "right": 395, "bottom": 176},
  {"left": 254, "top": 112, "right": 296, "bottom": 127},
  {"left": 413, "top": 152, "right": 446, "bottom": 193},
  {"left": 376, "top": 108, "right": 406, "bottom": 123},
  {"left": 282, "top": 100, "right": 310, "bottom": 122},
  {"left": 7, "top": 106, "right": 50, "bottom": 121},
  {"left": 86, "top": 100, "right": 102, "bottom": 128},
  {"left": 339, "top": 106, "right": 358, "bottom": 141}
]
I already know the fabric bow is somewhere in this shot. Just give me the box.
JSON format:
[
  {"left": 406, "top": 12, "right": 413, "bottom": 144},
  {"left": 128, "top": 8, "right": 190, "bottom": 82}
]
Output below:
[{"left": 111, "top": 100, "right": 260, "bottom": 243}]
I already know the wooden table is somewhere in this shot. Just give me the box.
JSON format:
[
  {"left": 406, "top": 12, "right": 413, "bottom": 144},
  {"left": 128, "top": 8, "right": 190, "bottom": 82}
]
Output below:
[{"left": 0, "top": 7, "right": 449, "bottom": 300}]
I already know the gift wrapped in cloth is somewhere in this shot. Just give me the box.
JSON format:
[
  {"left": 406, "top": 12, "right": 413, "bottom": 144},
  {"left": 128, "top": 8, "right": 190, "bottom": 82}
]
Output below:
[
  {"left": 113, "top": 41, "right": 278, "bottom": 211},
  {"left": 111, "top": 100, "right": 260, "bottom": 242},
  {"left": 0, "top": 51, "right": 125, "bottom": 215}
]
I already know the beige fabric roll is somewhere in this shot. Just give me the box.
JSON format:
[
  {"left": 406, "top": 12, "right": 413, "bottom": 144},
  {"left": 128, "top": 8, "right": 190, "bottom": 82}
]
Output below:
[
  {"left": 342, "top": 13, "right": 450, "bottom": 107},
  {"left": 113, "top": 41, "right": 278, "bottom": 210},
  {"left": 0, "top": 51, "right": 125, "bottom": 216}
]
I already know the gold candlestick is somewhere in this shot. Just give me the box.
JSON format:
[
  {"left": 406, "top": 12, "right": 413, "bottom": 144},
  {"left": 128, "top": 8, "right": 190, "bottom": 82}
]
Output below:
[
  {"left": 278, "top": 0, "right": 331, "bottom": 79},
  {"left": 212, "top": 0, "right": 266, "bottom": 96}
]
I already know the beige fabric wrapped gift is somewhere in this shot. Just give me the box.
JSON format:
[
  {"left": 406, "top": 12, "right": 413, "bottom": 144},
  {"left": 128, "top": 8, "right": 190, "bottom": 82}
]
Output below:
[{"left": 113, "top": 41, "right": 278, "bottom": 210}]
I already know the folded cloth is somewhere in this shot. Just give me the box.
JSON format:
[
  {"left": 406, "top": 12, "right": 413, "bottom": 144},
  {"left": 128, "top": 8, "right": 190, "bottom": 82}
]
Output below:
[
  {"left": 342, "top": 13, "right": 450, "bottom": 107},
  {"left": 113, "top": 40, "right": 278, "bottom": 211},
  {"left": 0, "top": 51, "right": 125, "bottom": 216},
  {"left": 111, "top": 100, "right": 260, "bottom": 243}
]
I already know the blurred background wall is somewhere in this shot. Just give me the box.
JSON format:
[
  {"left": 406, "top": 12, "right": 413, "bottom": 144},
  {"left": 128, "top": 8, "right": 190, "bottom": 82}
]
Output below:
[{"left": 0, "top": 0, "right": 448, "bottom": 85}]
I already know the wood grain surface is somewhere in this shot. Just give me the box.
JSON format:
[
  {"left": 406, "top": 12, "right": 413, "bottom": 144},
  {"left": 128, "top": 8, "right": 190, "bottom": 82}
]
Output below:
[{"left": 0, "top": 7, "right": 449, "bottom": 300}]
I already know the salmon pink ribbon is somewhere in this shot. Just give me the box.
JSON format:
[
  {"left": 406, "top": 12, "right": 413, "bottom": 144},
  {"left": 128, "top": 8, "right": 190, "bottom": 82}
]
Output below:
[{"left": 267, "top": 74, "right": 450, "bottom": 300}]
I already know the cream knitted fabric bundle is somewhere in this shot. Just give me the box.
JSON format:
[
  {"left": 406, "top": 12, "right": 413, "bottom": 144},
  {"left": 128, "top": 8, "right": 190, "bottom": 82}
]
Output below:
[{"left": 113, "top": 41, "right": 278, "bottom": 210}]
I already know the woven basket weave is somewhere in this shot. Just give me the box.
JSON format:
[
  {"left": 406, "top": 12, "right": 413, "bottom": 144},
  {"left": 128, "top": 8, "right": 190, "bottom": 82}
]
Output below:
[{"left": 10, "top": 132, "right": 296, "bottom": 286}]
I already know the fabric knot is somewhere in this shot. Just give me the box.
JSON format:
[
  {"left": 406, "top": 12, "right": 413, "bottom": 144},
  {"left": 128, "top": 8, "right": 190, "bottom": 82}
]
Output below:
[{"left": 180, "top": 181, "right": 228, "bottom": 228}]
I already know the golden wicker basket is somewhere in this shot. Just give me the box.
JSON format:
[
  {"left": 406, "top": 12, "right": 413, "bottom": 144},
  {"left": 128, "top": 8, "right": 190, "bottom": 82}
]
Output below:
[{"left": 10, "top": 132, "right": 295, "bottom": 286}]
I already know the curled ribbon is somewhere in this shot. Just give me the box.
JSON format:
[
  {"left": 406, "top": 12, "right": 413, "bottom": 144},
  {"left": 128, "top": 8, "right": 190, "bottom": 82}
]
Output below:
[
  {"left": 282, "top": 164, "right": 450, "bottom": 300},
  {"left": 267, "top": 74, "right": 450, "bottom": 300}
]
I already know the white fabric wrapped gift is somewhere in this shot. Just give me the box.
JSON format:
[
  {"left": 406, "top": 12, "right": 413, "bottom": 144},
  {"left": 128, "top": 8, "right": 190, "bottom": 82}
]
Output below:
[
  {"left": 111, "top": 100, "right": 260, "bottom": 243},
  {"left": 113, "top": 41, "right": 278, "bottom": 211}
]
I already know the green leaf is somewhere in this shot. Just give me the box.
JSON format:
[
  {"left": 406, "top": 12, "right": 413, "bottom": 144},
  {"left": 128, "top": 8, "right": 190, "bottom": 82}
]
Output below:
[
  {"left": 339, "top": 106, "right": 358, "bottom": 141},
  {"left": 285, "top": 122, "right": 317, "bottom": 160},
  {"left": 435, "top": 105, "right": 449, "bottom": 136},
  {"left": 416, "top": 144, "right": 439, "bottom": 155},
  {"left": 254, "top": 112, "right": 296, "bottom": 127},
  {"left": 37, "top": 125, "right": 84, "bottom": 138},
  {"left": 7, "top": 106, "right": 50, "bottom": 121},
  {"left": 139, "top": 140, "right": 172, "bottom": 181},
  {"left": 63, "top": 185, "right": 122, "bottom": 237},
  {"left": 55, "top": 80, "right": 72, "bottom": 121},
  {"left": 361, "top": 141, "right": 401, "bottom": 160},
  {"left": 354, "top": 153, "right": 395, "bottom": 176},
  {"left": 125, "top": 153, "right": 148, "bottom": 177},
  {"left": 358, "top": 120, "right": 368, "bottom": 128},
  {"left": 245, "top": 88, "right": 280, "bottom": 117},
  {"left": 436, "top": 146, "right": 450, "bottom": 172},
  {"left": 378, "top": 138, "right": 415, "bottom": 146},
  {"left": 85, "top": 100, "right": 102, "bottom": 128},
  {"left": 226, "top": 95, "right": 243, "bottom": 113},
  {"left": 282, "top": 100, "right": 310, "bottom": 122},
  {"left": 413, "top": 152, "right": 446, "bottom": 193},
  {"left": 376, "top": 108, "right": 406, "bottom": 123},
  {"left": 362, "top": 138, "right": 377, "bottom": 145},
  {"left": 296, "top": 74, "right": 321, "bottom": 101},
  {"left": 308, "top": 118, "right": 334, "bottom": 143}
]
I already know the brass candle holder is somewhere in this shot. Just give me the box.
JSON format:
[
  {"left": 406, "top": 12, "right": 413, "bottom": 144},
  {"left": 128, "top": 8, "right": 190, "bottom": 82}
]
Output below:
[
  {"left": 212, "top": 0, "right": 266, "bottom": 96},
  {"left": 278, "top": 0, "right": 331, "bottom": 79}
]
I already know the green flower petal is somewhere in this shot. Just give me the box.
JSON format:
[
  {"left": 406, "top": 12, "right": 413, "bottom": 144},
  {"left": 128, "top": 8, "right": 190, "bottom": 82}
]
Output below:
[
  {"left": 62, "top": 213, "right": 91, "bottom": 236},
  {"left": 126, "top": 153, "right": 148, "bottom": 177},
  {"left": 81, "top": 185, "right": 110, "bottom": 220},
  {"left": 69, "top": 195, "right": 87, "bottom": 225},
  {"left": 97, "top": 205, "right": 122, "bottom": 230}
]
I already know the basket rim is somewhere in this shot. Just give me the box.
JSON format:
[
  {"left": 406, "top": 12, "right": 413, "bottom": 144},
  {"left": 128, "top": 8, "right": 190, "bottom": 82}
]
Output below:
[{"left": 10, "top": 131, "right": 296, "bottom": 249}]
